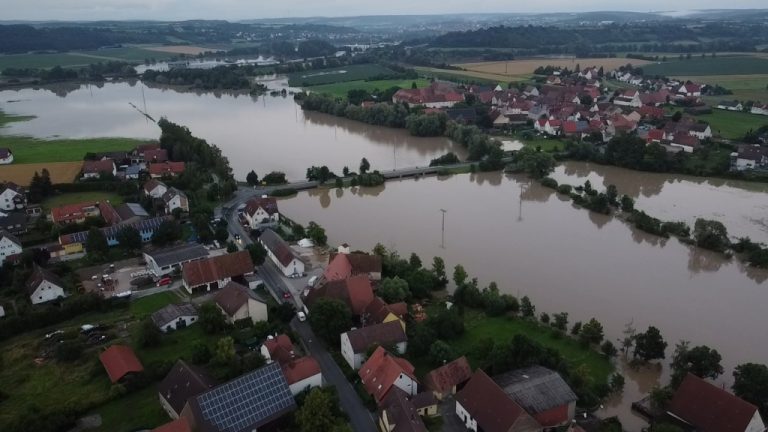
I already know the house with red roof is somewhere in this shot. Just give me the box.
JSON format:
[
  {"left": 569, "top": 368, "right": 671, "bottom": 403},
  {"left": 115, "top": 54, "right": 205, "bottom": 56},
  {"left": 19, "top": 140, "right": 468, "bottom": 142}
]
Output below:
[
  {"left": 678, "top": 82, "right": 704, "bottom": 97},
  {"left": 392, "top": 82, "right": 465, "bottom": 108},
  {"left": 639, "top": 105, "right": 665, "bottom": 120},
  {"left": 322, "top": 252, "right": 382, "bottom": 283},
  {"left": 181, "top": 250, "right": 254, "bottom": 293},
  {"left": 341, "top": 320, "right": 408, "bottom": 369},
  {"left": 82, "top": 159, "right": 117, "bottom": 179},
  {"left": 305, "top": 275, "right": 374, "bottom": 316},
  {"left": 282, "top": 356, "right": 322, "bottom": 396},
  {"left": 261, "top": 334, "right": 296, "bottom": 364},
  {"left": 243, "top": 196, "right": 279, "bottom": 228},
  {"left": 99, "top": 345, "right": 144, "bottom": 383},
  {"left": 259, "top": 229, "right": 304, "bottom": 277},
  {"left": 149, "top": 161, "right": 186, "bottom": 178},
  {"left": 213, "top": 281, "right": 268, "bottom": 324},
  {"left": 50, "top": 201, "right": 101, "bottom": 224},
  {"left": 613, "top": 89, "right": 642, "bottom": 108},
  {"left": 359, "top": 346, "right": 418, "bottom": 404},
  {"left": 647, "top": 129, "right": 665, "bottom": 144},
  {"left": 143, "top": 148, "right": 168, "bottom": 163},
  {"left": 671, "top": 134, "right": 701, "bottom": 153},
  {"left": 424, "top": 356, "right": 472, "bottom": 400},
  {"left": 455, "top": 370, "right": 541, "bottom": 432},
  {"left": 362, "top": 296, "right": 407, "bottom": 328},
  {"left": 666, "top": 373, "right": 765, "bottom": 432},
  {"left": 152, "top": 418, "right": 191, "bottom": 432}
]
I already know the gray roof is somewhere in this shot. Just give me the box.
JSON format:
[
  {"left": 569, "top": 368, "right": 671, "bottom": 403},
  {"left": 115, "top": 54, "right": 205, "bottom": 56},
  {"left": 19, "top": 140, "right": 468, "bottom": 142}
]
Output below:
[
  {"left": 158, "top": 359, "right": 217, "bottom": 416},
  {"left": 0, "top": 229, "right": 21, "bottom": 247},
  {"left": 163, "top": 187, "right": 187, "bottom": 203},
  {"left": 144, "top": 243, "right": 209, "bottom": 268},
  {"left": 345, "top": 321, "right": 407, "bottom": 353},
  {"left": 151, "top": 303, "right": 198, "bottom": 327},
  {"left": 0, "top": 212, "right": 26, "bottom": 230},
  {"left": 259, "top": 229, "right": 298, "bottom": 267},
  {"left": 493, "top": 366, "right": 577, "bottom": 414},
  {"left": 188, "top": 362, "right": 296, "bottom": 432}
]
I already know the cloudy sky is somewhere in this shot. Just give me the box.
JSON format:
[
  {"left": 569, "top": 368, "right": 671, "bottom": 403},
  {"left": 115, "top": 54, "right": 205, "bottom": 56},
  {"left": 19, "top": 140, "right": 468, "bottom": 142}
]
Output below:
[{"left": 1, "top": 0, "right": 766, "bottom": 21}]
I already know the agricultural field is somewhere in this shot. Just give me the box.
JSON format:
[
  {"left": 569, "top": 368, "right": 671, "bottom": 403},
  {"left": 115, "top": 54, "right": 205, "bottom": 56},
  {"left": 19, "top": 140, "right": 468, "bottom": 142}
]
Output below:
[
  {"left": 42, "top": 192, "right": 125, "bottom": 210},
  {"left": 307, "top": 78, "right": 431, "bottom": 97},
  {"left": 143, "top": 45, "right": 216, "bottom": 55},
  {"left": 287, "top": 64, "right": 394, "bottom": 87},
  {"left": 0, "top": 47, "right": 176, "bottom": 71},
  {"left": 414, "top": 66, "right": 512, "bottom": 85},
  {"left": 456, "top": 57, "right": 650, "bottom": 77},
  {"left": 0, "top": 161, "right": 84, "bottom": 185},
  {"left": 695, "top": 110, "right": 768, "bottom": 140},
  {"left": 643, "top": 56, "right": 768, "bottom": 76},
  {"left": 0, "top": 135, "right": 142, "bottom": 164},
  {"left": 689, "top": 74, "right": 768, "bottom": 103}
]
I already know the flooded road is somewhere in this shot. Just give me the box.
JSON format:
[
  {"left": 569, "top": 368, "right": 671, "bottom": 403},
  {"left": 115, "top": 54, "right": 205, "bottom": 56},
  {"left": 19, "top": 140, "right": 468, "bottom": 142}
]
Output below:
[
  {"left": 0, "top": 79, "right": 464, "bottom": 180},
  {"left": 278, "top": 171, "right": 768, "bottom": 430}
]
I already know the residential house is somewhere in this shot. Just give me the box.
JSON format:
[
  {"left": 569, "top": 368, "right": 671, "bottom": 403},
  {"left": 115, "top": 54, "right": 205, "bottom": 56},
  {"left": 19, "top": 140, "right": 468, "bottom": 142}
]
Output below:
[
  {"left": 144, "top": 179, "right": 169, "bottom": 198},
  {"left": 0, "top": 211, "right": 27, "bottom": 235},
  {"left": 362, "top": 296, "right": 407, "bottom": 328},
  {"left": 58, "top": 215, "right": 172, "bottom": 254},
  {"left": 181, "top": 250, "right": 254, "bottom": 293},
  {"left": 689, "top": 123, "right": 713, "bottom": 140},
  {"left": 455, "top": 370, "right": 541, "bottom": 432},
  {"left": 244, "top": 196, "right": 279, "bottom": 228},
  {"left": 0, "top": 148, "right": 13, "bottom": 164},
  {"left": 99, "top": 345, "right": 144, "bottom": 384},
  {"left": 646, "top": 129, "right": 665, "bottom": 144},
  {"left": 341, "top": 321, "right": 408, "bottom": 370},
  {"left": 261, "top": 334, "right": 296, "bottom": 365},
  {"left": 144, "top": 243, "right": 209, "bottom": 277},
  {"left": 0, "top": 230, "right": 22, "bottom": 266},
  {"left": 493, "top": 366, "right": 577, "bottom": 428},
  {"left": 671, "top": 134, "right": 701, "bottom": 153},
  {"left": 114, "top": 203, "right": 150, "bottom": 224},
  {"left": 151, "top": 303, "right": 198, "bottom": 332},
  {"left": 163, "top": 188, "right": 189, "bottom": 214},
  {"left": 180, "top": 363, "right": 296, "bottom": 432},
  {"left": 732, "top": 145, "right": 768, "bottom": 171},
  {"left": 213, "top": 281, "right": 268, "bottom": 324},
  {"left": 639, "top": 105, "right": 665, "bottom": 120},
  {"left": 0, "top": 183, "right": 26, "bottom": 211},
  {"left": 359, "top": 346, "right": 418, "bottom": 404},
  {"left": 26, "top": 265, "right": 67, "bottom": 305},
  {"left": 322, "top": 252, "right": 382, "bottom": 282},
  {"left": 424, "top": 356, "right": 473, "bottom": 400},
  {"left": 392, "top": 82, "right": 465, "bottom": 108},
  {"left": 132, "top": 142, "right": 161, "bottom": 162},
  {"left": 123, "top": 164, "right": 143, "bottom": 180},
  {"left": 259, "top": 229, "right": 304, "bottom": 277},
  {"left": 144, "top": 148, "right": 169, "bottom": 163},
  {"left": 158, "top": 360, "right": 217, "bottom": 418},
  {"left": 149, "top": 162, "right": 186, "bottom": 178},
  {"left": 281, "top": 356, "right": 323, "bottom": 396},
  {"left": 666, "top": 373, "right": 765, "bottom": 432},
  {"left": 378, "top": 388, "right": 429, "bottom": 432},
  {"left": 152, "top": 418, "right": 191, "bottom": 432},
  {"left": 613, "top": 89, "right": 642, "bottom": 108},
  {"left": 717, "top": 101, "right": 744, "bottom": 111},
  {"left": 534, "top": 119, "right": 561, "bottom": 136},
  {"left": 678, "top": 83, "right": 703, "bottom": 97},
  {"left": 51, "top": 201, "right": 101, "bottom": 224},
  {"left": 82, "top": 159, "right": 117, "bottom": 179},
  {"left": 305, "top": 275, "right": 374, "bottom": 316},
  {"left": 411, "top": 391, "right": 439, "bottom": 417},
  {"left": 751, "top": 103, "right": 768, "bottom": 116}
]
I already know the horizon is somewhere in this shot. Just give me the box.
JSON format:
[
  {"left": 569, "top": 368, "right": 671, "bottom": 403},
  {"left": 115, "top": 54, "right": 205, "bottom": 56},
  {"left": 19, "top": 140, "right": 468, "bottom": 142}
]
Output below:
[{"left": 1, "top": 2, "right": 767, "bottom": 22}]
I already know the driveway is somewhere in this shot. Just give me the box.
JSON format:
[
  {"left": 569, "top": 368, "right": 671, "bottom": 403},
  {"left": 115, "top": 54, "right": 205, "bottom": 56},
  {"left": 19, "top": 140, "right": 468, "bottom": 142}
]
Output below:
[
  {"left": 291, "top": 318, "right": 377, "bottom": 432},
  {"left": 440, "top": 395, "right": 465, "bottom": 432}
]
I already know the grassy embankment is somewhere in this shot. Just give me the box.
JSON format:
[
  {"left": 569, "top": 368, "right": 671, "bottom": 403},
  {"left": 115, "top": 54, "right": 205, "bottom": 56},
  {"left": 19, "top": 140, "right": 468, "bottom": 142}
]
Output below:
[
  {"left": 696, "top": 110, "right": 768, "bottom": 140},
  {"left": 287, "top": 63, "right": 395, "bottom": 87},
  {"left": 306, "top": 79, "right": 431, "bottom": 97},
  {"left": 0, "top": 291, "right": 208, "bottom": 432},
  {"left": 42, "top": 192, "right": 125, "bottom": 210},
  {"left": 0, "top": 47, "right": 177, "bottom": 71}
]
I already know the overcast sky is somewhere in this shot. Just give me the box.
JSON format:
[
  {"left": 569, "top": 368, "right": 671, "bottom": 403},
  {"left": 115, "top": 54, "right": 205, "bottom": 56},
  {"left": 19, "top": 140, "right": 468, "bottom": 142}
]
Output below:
[{"left": 1, "top": 0, "right": 766, "bottom": 21}]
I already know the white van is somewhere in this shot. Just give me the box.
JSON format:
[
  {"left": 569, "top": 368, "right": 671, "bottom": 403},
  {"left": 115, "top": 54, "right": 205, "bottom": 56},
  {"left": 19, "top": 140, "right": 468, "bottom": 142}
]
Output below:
[{"left": 307, "top": 276, "right": 318, "bottom": 287}]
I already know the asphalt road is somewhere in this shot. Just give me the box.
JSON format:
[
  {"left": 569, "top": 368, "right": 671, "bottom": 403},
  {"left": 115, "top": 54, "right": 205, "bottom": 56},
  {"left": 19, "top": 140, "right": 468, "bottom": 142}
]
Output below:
[{"left": 292, "top": 318, "right": 377, "bottom": 432}]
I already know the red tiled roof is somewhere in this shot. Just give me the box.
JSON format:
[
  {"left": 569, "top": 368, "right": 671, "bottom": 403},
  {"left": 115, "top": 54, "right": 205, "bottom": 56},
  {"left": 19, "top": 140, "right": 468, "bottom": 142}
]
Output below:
[
  {"left": 424, "top": 356, "right": 472, "bottom": 394},
  {"left": 346, "top": 321, "right": 408, "bottom": 353},
  {"left": 99, "top": 345, "right": 144, "bottom": 383},
  {"left": 214, "top": 281, "right": 263, "bottom": 317},
  {"left": 152, "top": 418, "right": 191, "bottom": 432},
  {"left": 51, "top": 201, "right": 98, "bottom": 224},
  {"left": 263, "top": 334, "right": 295, "bottom": 365},
  {"left": 673, "top": 134, "right": 700, "bottom": 148},
  {"left": 149, "top": 161, "right": 185, "bottom": 176},
  {"left": 82, "top": 159, "right": 115, "bottom": 175},
  {"left": 668, "top": 374, "right": 760, "bottom": 432},
  {"left": 136, "top": 143, "right": 161, "bottom": 154},
  {"left": 359, "top": 347, "right": 417, "bottom": 403},
  {"left": 563, "top": 121, "right": 578, "bottom": 134},
  {"left": 455, "top": 370, "right": 540, "bottom": 432},
  {"left": 364, "top": 297, "right": 407, "bottom": 324},
  {"left": 245, "top": 196, "right": 279, "bottom": 217},
  {"left": 182, "top": 251, "right": 253, "bottom": 288},
  {"left": 99, "top": 201, "right": 122, "bottom": 226},
  {"left": 143, "top": 178, "right": 166, "bottom": 194},
  {"left": 345, "top": 276, "right": 375, "bottom": 314},
  {"left": 281, "top": 356, "right": 321, "bottom": 385},
  {"left": 144, "top": 148, "right": 169, "bottom": 163},
  {"left": 647, "top": 129, "right": 665, "bottom": 142}
]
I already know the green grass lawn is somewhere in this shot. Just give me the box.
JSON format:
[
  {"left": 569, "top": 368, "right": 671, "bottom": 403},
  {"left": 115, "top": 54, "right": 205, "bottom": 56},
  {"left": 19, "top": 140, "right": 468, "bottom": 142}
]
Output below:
[
  {"left": 287, "top": 64, "right": 395, "bottom": 87},
  {"left": 695, "top": 110, "right": 768, "bottom": 139},
  {"left": 129, "top": 291, "right": 183, "bottom": 319},
  {"left": 42, "top": 192, "right": 124, "bottom": 210},
  {"left": 450, "top": 310, "right": 613, "bottom": 388},
  {"left": 643, "top": 56, "right": 768, "bottom": 76},
  {"left": 521, "top": 136, "right": 566, "bottom": 152},
  {"left": 90, "top": 385, "right": 169, "bottom": 432},
  {"left": 0, "top": 135, "right": 143, "bottom": 164},
  {"left": 306, "top": 78, "right": 431, "bottom": 97}
]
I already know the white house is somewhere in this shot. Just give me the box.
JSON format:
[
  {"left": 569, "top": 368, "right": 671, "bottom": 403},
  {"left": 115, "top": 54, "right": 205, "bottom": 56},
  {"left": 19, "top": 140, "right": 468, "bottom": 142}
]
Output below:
[
  {"left": 341, "top": 321, "right": 408, "bottom": 370},
  {"left": 751, "top": 103, "right": 768, "bottom": 116},
  {"left": 0, "top": 183, "right": 25, "bottom": 212},
  {"left": 534, "top": 119, "right": 562, "bottom": 136},
  {"left": 0, "top": 305, "right": 5, "bottom": 318},
  {"left": 144, "top": 243, "right": 209, "bottom": 277},
  {"left": 244, "top": 196, "right": 279, "bottom": 228},
  {"left": 0, "top": 148, "right": 13, "bottom": 165},
  {"left": 717, "top": 101, "right": 743, "bottom": 111},
  {"left": 359, "top": 347, "right": 418, "bottom": 404},
  {"left": 259, "top": 229, "right": 304, "bottom": 277},
  {"left": 678, "top": 83, "right": 703, "bottom": 97},
  {"left": 688, "top": 123, "right": 713, "bottom": 140},
  {"left": 613, "top": 90, "right": 642, "bottom": 108},
  {"left": 162, "top": 187, "right": 189, "bottom": 214},
  {"left": 282, "top": 357, "right": 323, "bottom": 396},
  {"left": 732, "top": 145, "right": 768, "bottom": 171},
  {"left": 151, "top": 303, "right": 198, "bottom": 332},
  {"left": 181, "top": 250, "right": 254, "bottom": 293},
  {"left": 143, "top": 179, "right": 168, "bottom": 199},
  {"left": 81, "top": 159, "right": 117, "bottom": 179},
  {"left": 26, "top": 266, "right": 67, "bottom": 305},
  {"left": 0, "top": 230, "right": 22, "bottom": 267},
  {"left": 213, "top": 281, "right": 268, "bottom": 324}
]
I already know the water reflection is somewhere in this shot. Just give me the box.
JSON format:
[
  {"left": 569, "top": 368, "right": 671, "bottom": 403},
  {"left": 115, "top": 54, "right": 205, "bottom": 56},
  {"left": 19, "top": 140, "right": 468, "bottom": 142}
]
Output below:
[{"left": 688, "top": 246, "right": 728, "bottom": 274}]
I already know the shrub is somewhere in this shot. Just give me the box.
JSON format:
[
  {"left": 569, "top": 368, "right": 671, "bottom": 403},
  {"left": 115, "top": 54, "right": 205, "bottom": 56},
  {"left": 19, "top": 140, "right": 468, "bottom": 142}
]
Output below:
[
  {"left": 270, "top": 188, "right": 297, "bottom": 197},
  {"left": 557, "top": 184, "right": 572, "bottom": 195},
  {"left": 540, "top": 177, "right": 558, "bottom": 189}
]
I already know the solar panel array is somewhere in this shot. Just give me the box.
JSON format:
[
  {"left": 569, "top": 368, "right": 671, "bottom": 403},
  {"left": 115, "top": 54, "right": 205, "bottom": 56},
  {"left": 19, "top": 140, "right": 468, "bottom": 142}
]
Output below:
[{"left": 196, "top": 362, "right": 295, "bottom": 432}]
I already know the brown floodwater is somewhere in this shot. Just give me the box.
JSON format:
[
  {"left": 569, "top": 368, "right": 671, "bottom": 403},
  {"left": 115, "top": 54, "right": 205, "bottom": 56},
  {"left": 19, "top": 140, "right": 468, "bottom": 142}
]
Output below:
[
  {"left": 0, "top": 78, "right": 464, "bottom": 180},
  {"left": 278, "top": 172, "right": 768, "bottom": 430}
]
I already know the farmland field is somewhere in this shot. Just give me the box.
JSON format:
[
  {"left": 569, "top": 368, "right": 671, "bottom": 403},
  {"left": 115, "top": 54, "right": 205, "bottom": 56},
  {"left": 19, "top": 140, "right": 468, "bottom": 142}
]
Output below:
[
  {"left": 643, "top": 56, "right": 768, "bottom": 76},
  {"left": 686, "top": 74, "right": 768, "bottom": 103},
  {"left": 456, "top": 57, "right": 650, "bottom": 77},
  {"left": 0, "top": 135, "right": 142, "bottom": 164},
  {"left": 143, "top": 45, "right": 215, "bottom": 55},
  {"left": 414, "top": 66, "right": 515, "bottom": 85},
  {"left": 0, "top": 161, "right": 84, "bottom": 185},
  {"left": 307, "top": 78, "right": 431, "bottom": 97},
  {"left": 0, "top": 47, "right": 176, "bottom": 71},
  {"left": 287, "top": 64, "right": 394, "bottom": 86},
  {"left": 694, "top": 110, "right": 768, "bottom": 140}
]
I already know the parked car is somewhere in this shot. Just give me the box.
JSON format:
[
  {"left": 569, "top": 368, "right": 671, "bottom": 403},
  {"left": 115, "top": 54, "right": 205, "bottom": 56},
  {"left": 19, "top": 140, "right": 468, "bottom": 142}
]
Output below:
[
  {"left": 282, "top": 291, "right": 292, "bottom": 299},
  {"left": 297, "top": 311, "right": 307, "bottom": 322},
  {"left": 307, "top": 276, "right": 318, "bottom": 287},
  {"left": 157, "top": 277, "right": 172, "bottom": 287}
]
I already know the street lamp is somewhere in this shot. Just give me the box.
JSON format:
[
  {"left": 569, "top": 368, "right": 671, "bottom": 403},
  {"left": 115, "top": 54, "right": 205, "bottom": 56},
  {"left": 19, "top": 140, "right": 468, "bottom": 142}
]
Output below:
[{"left": 440, "top": 209, "right": 447, "bottom": 248}]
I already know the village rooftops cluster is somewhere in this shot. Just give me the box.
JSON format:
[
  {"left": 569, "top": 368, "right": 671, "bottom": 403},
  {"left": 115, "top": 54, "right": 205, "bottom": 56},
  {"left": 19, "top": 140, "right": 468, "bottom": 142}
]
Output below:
[{"left": 80, "top": 142, "right": 186, "bottom": 181}]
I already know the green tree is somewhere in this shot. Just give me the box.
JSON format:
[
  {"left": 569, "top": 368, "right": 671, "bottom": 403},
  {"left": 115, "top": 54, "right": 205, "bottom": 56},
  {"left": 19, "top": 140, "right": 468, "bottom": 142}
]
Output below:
[
  {"left": 540, "top": 312, "right": 550, "bottom": 324},
  {"left": 429, "top": 340, "right": 455, "bottom": 366},
  {"left": 453, "top": 264, "right": 468, "bottom": 287},
  {"left": 307, "top": 221, "right": 327, "bottom": 245},
  {"left": 432, "top": 256, "right": 447, "bottom": 286},
  {"left": 85, "top": 227, "right": 109, "bottom": 262},
  {"left": 520, "top": 296, "right": 535, "bottom": 318},
  {"left": 152, "top": 220, "right": 182, "bottom": 246},
  {"left": 552, "top": 312, "right": 568, "bottom": 331},
  {"left": 693, "top": 218, "right": 730, "bottom": 252},
  {"left": 212, "top": 336, "right": 236, "bottom": 366},
  {"left": 296, "top": 388, "right": 340, "bottom": 432},
  {"left": 246, "top": 243, "right": 267, "bottom": 266},
  {"left": 135, "top": 318, "right": 162, "bottom": 348},
  {"left": 601, "top": 340, "right": 618, "bottom": 357},
  {"left": 215, "top": 226, "right": 229, "bottom": 244},
  {"left": 733, "top": 363, "right": 768, "bottom": 416},
  {"left": 579, "top": 318, "right": 604, "bottom": 345},
  {"left": 246, "top": 170, "right": 259, "bottom": 186},
  {"left": 116, "top": 226, "right": 142, "bottom": 251},
  {"left": 409, "top": 252, "right": 422, "bottom": 269},
  {"left": 517, "top": 147, "right": 556, "bottom": 178},
  {"left": 670, "top": 341, "right": 724, "bottom": 387},
  {"left": 620, "top": 195, "right": 635, "bottom": 212},
  {"left": 378, "top": 277, "right": 410, "bottom": 303},
  {"left": 634, "top": 326, "right": 667, "bottom": 362},
  {"left": 226, "top": 241, "right": 238, "bottom": 253},
  {"left": 359, "top": 157, "right": 370, "bottom": 174},
  {"left": 191, "top": 342, "right": 212, "bottom": 364},
  {"left": 571, "top": 321, "right": 582, "bottom": 335},
  {"left": 199, "top": 303, "right": 228, "bottom": 334},
  {"left": 309, "top": 298, "right": 352, "bottom": 344}
]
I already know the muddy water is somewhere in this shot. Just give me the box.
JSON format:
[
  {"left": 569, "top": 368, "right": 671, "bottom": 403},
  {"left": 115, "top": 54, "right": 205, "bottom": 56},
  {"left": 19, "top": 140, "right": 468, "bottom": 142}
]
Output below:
[
  {"left": 0, "top": 79, "right": 464, "bottom": 180},
  {"left": 279, "top": 172, "right": 768, "bottom": 430}
]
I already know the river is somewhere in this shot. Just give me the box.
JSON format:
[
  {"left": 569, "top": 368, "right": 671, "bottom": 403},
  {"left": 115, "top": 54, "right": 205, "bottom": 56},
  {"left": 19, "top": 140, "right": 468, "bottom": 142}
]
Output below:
[
  {"left": 0, "top": 79, "right": 464, "bottom": 180},
  {"left": 2, "top": 80, "right": 767, "bottom": 430}
]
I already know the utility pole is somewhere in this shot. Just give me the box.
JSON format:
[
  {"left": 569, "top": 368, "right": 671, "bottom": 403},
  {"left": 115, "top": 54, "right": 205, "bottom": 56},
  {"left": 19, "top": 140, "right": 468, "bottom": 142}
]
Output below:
[{"left": 440, "top": 209, "right": 447, "bottom": 248}]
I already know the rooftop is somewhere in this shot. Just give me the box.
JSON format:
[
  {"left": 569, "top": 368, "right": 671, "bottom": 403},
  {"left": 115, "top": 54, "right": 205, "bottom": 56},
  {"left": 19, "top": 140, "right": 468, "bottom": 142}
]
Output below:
[
  {"left": 259, "top": 229, "right": 299, "bottom": 268},
  {"left": 158, "top": 359, "right": 217, "bottom": 416},
  {"left": 214, "top": 281, "right": 264, "bottom": 317},
  {"left": 99, "top": 345, "right": 144, "bottom": 384},
  {"left": 345, "top": 320, "right": 407, "bottom": 354},
  {"left": 492, "top": 366, "right": 577, "bottom": 415},
  {"left": 145, "top": 243, "right": 209, "bottom": 268},
  {"left": 456, "top": 370, "right": 540, "bottom": 432},
  {"left": 424, "top": 356, "right": 472, "bottom": 395},
  {"left": 151, "top": 303, "right": 198, "bottom": 328},
  {"left": 182, "top": 251, "right": 253, "bottom": 288}
]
